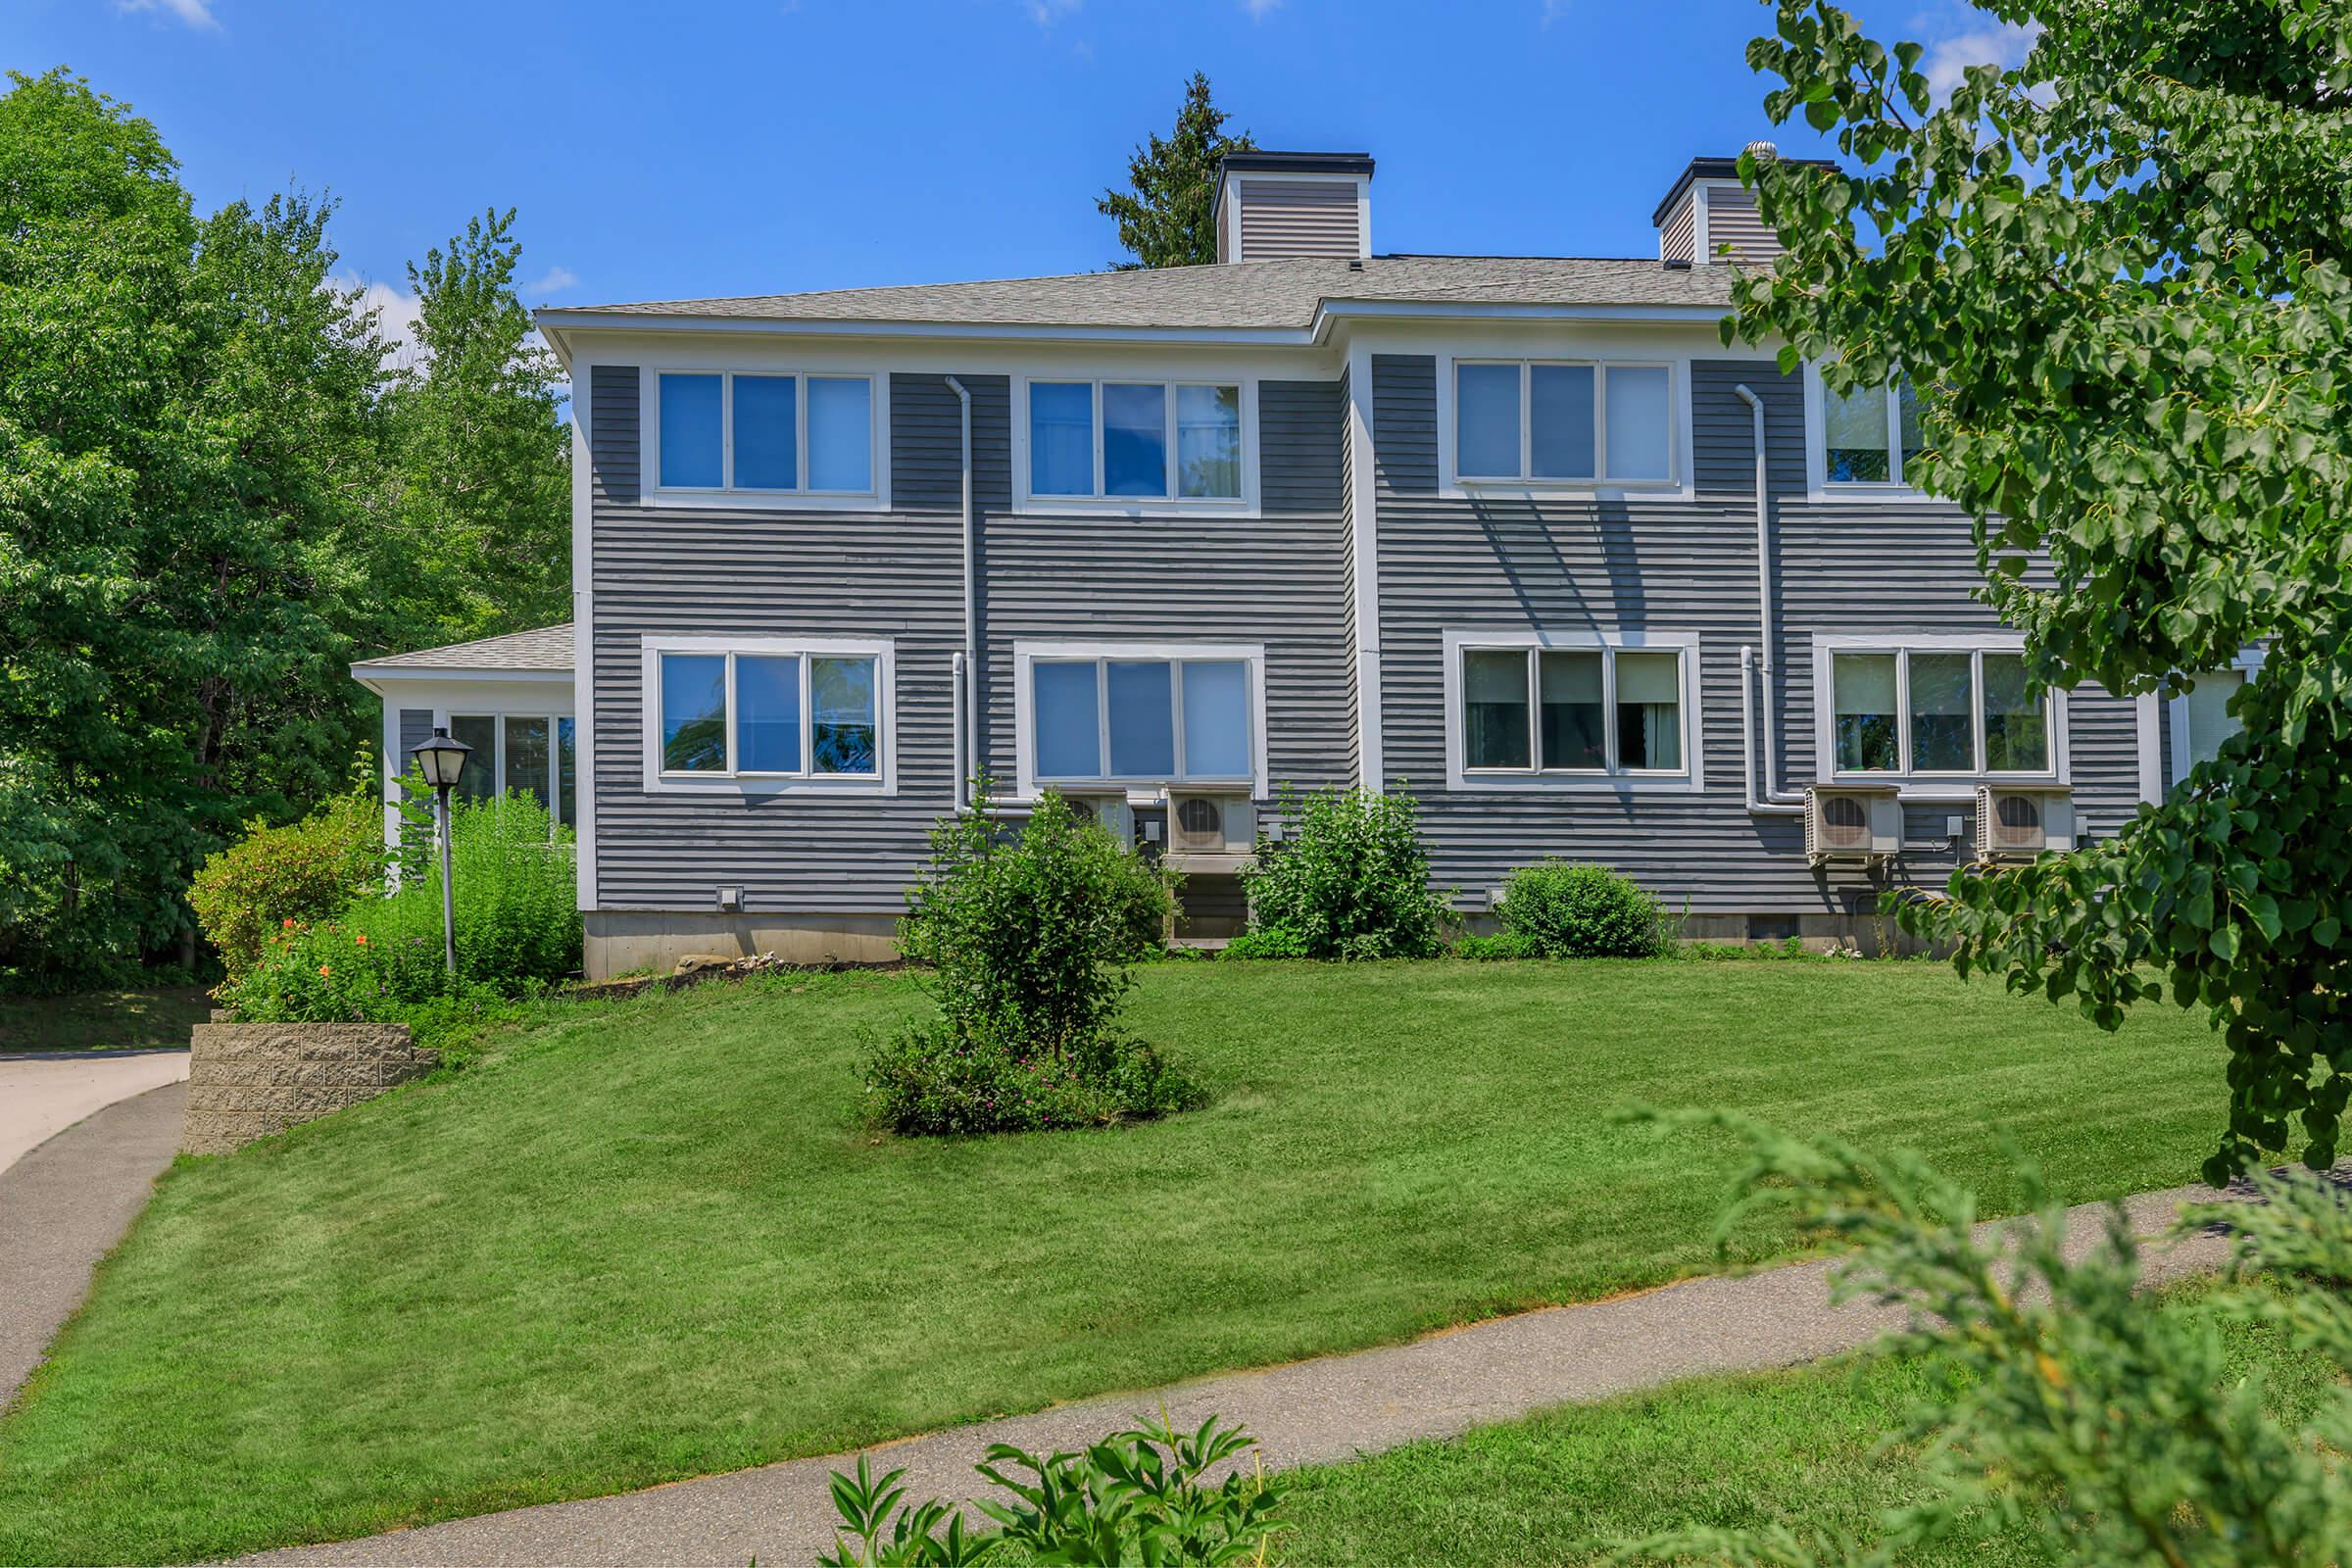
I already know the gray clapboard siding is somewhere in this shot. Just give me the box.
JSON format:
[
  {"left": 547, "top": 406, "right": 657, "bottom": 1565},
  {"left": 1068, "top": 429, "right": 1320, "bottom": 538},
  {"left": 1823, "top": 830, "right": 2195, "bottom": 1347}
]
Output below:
[
  {"left": 395, "top": 709, "right": 434, "bottom": 800},
  {"left": 1704, "top": 188, "right": 1781, "bottom": 265},
  {"left": 1660, "top": 200, "right": 1696, "bottom": 266},
  {"left": 1236, "top": 179, "right": 1361, "bottom": 261},
  {"left": 1369, "top": 353, "right": 2149, "bottom": 912},
  {"left": 1337, "top": 364, "right": 1362, "bottom": 784}
]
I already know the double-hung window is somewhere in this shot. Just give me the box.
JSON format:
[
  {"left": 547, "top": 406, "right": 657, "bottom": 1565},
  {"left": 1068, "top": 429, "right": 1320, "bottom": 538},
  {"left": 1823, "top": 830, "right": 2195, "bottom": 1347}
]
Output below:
[
  {"left": 1020, "top": 646, "right": 1258, "bottom": 792},
  {"left": 1824, "top": 644, "right": 2055, "bottom": 778},
  {"left": 444, "top": 713, "right": 577, "bottom": 832},
  {"left": 655, "top": 370, "right": 876, "bottom": 496},
  {"left": 1822, "top": 377, "right": 1924, "bottom": 486},
  {"left": 646, "top": 640, "right": 892, "bottom": 790},
  {"left": 1451, "top": 637, "right": 1694, "bottom": 785},
  {"left": 1026, "top": 379, "right": 1244, "bottom": 502},
  {"left": 1454, "top": 361, "right": 1675, "bottom": 485}
]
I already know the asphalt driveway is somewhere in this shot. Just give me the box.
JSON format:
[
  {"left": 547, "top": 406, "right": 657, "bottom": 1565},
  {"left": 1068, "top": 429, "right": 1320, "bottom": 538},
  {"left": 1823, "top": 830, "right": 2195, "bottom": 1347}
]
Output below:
[{"left": 1, "top": 1048, "right": 190, "bottom": 1175}]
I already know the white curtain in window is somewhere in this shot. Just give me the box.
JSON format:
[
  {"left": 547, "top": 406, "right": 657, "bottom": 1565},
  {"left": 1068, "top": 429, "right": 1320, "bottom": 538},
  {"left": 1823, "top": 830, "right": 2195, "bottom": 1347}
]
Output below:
[{"left": 1614, "top": 651, "right": 1682, "bottom": 769}]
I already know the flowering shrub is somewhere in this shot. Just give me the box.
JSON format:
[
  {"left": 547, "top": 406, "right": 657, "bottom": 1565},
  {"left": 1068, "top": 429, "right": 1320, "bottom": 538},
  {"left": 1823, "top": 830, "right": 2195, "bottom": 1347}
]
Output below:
[
  {"left": 1238, "top": 784, "right": 1454, "bottom": 959},
  {"left": 189, "top": 789, "right": 386, "bottom": 978}
]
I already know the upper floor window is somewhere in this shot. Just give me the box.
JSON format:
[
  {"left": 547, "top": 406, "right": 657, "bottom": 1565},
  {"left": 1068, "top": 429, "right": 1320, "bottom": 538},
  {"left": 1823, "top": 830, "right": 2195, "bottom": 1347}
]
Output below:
[
  {"left": 1823, "top": 378, "right": 1923, "bottom": 486},
  {"left": 1454, "top": 361, "right": 1674, "bottom": 485},
  {"left": 1824, "top": 644, "right": 2054, "bottom": 778},
  {"left": 642, "top": 638, "right": 894, "bottom": 792},
  {"left": 655, "top": 370, "right": 875, "bottom": 496},
  {"left": 1027, "top": 379, "right": 1244, "bottom": 502}
]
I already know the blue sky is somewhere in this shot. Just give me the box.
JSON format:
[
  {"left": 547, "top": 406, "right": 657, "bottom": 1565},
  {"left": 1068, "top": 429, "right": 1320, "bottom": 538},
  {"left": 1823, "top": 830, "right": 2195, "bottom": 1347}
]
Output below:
[{"left": 10, "top": 0, "right": 2031, "bottom": 348}]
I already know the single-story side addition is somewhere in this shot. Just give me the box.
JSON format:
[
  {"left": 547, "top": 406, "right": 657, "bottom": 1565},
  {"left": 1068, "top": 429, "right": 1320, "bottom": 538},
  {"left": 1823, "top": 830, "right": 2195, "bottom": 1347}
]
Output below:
[{"left": 354, "top": 147, "right": 2253, "bottom": 979}]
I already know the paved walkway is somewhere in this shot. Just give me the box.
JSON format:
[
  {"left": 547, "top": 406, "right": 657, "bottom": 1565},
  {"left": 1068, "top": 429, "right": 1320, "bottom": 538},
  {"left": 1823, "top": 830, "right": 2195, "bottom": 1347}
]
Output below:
[
  {"left": 0, "top": 1079, "right": 189, "bottom": 1408},
  {"left": 242, "top": 1179, "right": 2246, "bottom": 1568},
  {"left": 1, "top": 1047, "right": 190, "bottom": 1175}
]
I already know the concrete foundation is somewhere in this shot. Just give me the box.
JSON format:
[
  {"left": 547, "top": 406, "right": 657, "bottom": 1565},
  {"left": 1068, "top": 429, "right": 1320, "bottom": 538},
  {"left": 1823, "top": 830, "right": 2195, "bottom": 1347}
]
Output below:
[{"left": 584, "top": 910, "right": 901, "bottom": 979}]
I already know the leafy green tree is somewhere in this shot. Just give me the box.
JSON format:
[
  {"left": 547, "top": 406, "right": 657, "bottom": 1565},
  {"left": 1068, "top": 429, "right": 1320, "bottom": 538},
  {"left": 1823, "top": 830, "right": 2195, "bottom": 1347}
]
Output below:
[
  {"left": 369, "top": 208, "right": 570, "bottom": 647},
  {"left": 0, "top": 69, "right": 388, "bottom": 979},
  {"left": 1097, "top": 72, "right": 1255, "bottom": 270},
  {"left": 1727, "top": 2, "right": 2352, "bottom": 1181}
]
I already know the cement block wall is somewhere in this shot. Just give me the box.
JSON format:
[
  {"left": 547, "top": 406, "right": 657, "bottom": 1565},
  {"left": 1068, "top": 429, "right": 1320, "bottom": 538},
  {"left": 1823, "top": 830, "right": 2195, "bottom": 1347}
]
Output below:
[{"left": 182, "top": 1023, "right": 437, "bottom": 1154}]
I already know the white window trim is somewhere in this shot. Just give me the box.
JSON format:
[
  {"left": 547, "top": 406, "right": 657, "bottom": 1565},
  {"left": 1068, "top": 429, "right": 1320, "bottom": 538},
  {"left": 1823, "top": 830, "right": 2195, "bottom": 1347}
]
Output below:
[
  {"left": 1441, "top": 628, "right": 1705, "bottom": 794},
  {"left": 2167, "top": 645, "right": 2266, "bottom": 788},
  {"left": 638, "top": 635, "right": 898, "bottom": 797},
  {"left": 1011, "top": 639, "right": 1269, "bottom": 800},
  {"left": 435, "top": 709, "right": 578, "bottom": 831},
  {"left": 1012, "top": 375, "right": 1260, "bottom": 517},
  {"left": 1803, "top": 364, "right": 1934, "bottom": 503},
  {"left": 641, "top": 368, "right": 891, "bottom": 513},
  {"left": 1808, "top": 632, "right": 2070, "bottom": 797},
  {"left": 1440, "top": 357, "right": 1686, "bottom": 496}
]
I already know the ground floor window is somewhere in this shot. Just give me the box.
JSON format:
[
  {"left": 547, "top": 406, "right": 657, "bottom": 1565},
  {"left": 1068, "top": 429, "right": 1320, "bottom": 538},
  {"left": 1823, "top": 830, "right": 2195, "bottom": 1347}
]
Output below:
[
  {"left": 1013, "top": 641, "right": 1263, "bottom": 796},
  {"left": 641, "top": 637, "right": 894, "bottom": 792},
  {"left": 1818, "top": 642, "right": 2056, "bottom": 779},
  {"left": 446, "top": 711, "right": 577, "bottom": 830},
  {"left": 1457, "top": 641, "right": 1690, "bottom": 778}
]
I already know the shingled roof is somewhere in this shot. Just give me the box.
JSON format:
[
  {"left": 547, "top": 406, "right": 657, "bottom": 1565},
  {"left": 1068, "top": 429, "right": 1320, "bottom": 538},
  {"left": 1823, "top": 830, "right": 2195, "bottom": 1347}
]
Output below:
[
  {"left": 353, "top": 623, "right": 573, "bottom": 675},
  {"left": 549, "top": 254, "right": 1739, "bottom": 335}
]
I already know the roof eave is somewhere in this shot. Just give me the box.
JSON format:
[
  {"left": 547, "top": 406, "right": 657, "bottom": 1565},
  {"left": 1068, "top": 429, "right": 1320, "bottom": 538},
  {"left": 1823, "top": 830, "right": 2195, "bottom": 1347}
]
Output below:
[
  {"left": 1310, "top": 297, "right": 1737, "bottom": 346},
  {"left": 533, "top": 309, "right": 1318, "bottom": 347},
  {"left": 349, "top": 662, "right": 574, "bottom": 685}
]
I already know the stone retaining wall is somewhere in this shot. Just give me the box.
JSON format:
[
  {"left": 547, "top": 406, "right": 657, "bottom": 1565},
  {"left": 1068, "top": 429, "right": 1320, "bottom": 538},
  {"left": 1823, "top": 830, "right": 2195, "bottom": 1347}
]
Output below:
[{"left": 182, "top": 1023, "right": 438, "bottom": 1154}]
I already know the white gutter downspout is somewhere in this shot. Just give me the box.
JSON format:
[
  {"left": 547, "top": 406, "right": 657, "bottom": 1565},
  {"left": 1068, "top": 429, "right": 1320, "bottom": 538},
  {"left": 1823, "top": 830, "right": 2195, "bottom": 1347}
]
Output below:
[
  {"left": 1733, "top": 383, "right": 1805, "bottom": 817},
  {"left": 945, "top": 376, "right": 975, "bottom": 812}
]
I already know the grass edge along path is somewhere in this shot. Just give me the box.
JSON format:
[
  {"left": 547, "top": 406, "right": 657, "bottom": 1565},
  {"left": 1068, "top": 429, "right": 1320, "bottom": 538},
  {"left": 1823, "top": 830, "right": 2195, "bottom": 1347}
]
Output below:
[{"left": 0, "top": 960, "right": 2230, "bottom": 1564}]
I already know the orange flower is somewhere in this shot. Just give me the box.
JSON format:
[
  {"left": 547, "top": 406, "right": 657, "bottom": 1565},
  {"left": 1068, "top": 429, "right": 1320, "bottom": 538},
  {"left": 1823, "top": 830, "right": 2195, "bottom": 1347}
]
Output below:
[
  {"left": 354, "top": 932, "right": 368, "bottom": 946},
  {"left": 318, "top": 964, "right": 331, "bottom": 977},
  {"left": 282, "top": 917, "right": 297, "bottom": 929}
]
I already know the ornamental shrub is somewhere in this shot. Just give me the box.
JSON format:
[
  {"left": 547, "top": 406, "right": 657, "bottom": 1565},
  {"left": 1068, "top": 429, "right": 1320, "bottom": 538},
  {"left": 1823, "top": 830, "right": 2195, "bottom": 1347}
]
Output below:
[
  {"left": 1238, "top": 784, "right": 1453, "bottom": 959},
  {"left": 1496, "top": 860, "right": 1669, "bottom": 957},
  {"left": 189, "top": 789, "right": 386, "bottom": 978},
  {"left": 864, "top": 784, "right": 1195, "bottom": 1136}
]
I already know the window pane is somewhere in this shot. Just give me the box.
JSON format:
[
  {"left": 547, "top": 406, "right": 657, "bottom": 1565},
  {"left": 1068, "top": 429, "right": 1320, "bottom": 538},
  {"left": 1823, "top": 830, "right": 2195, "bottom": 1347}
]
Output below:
[
  {"left": 1180, "top": 661, "right": 1250, "bottom": 778},
  {"left": 1176, "top": 384, "right": 1241, "bottom": 498},
  {"left": 1603, "top": 366, "right": 1672, "bottom": 481},
  {"left": 1105, "top": 661, "right": 1175, "bottom": 776},
  {"left": 661, "top": 656, "right": 728, "bottom": 772},
  {"left": 1895, "top": 378, "right": 1924, "bottom": 478},
  {"left": 1456, "top": 364, "right": 1521, "bottom": 478},
  {"left": 1538, "top": 650, "right": 1604, "bottom": 769},
  {"left": 557, "top": 717, "right": 576, "bottom": 830},
  {"left": 1529, "top": 365, "right": 1596, "bottom": 479},
  {"left": 451, "top": 714, "right": 497, "bottom": 802},
  {"left": 2181, "top": 669, "right": 2246, "bottom": 771},
  {"left": 503, "top": 716, "right": 550, "bottom": 805},
  {"left": 738, "top": 655, "right": 803, "bottom": 772},
  {"left": 733, "top": 374, "right": 798, "bottom": 489},
  {"left": 1033, "top": 662, "right": 1101, "bottom": 777},
  {"left": 1030, "top": 381, "right": 1095, "bottom": 496},
  {"left": 1103, "top": 383, "right": 1168, "bottom": 497},
  {"left": 1833, "top": 653, "right": 1899, "bottom": 771},
  {"left": 807, "top": 377, "right": 872, "bottom": 492},
  {"left": 658, "top": 373, "right": 722, "bottom": 488},
  {"left": 1909, "top": 653, "right": 1976, "bottom": 771},
  {"left": 809, "top": 657, "right": 877, "bottom": 774},
  {"left": 1615, "top": 651, "right": 1683, "bottom": 770},
  {"left": 1983, "top": 654, "right": 2048, "bottom": 771},
  {"left": 1463, "top": 649, "right": 1532, "bottom": 769},
  {"left": 1825, "top": 383, "right": 1891, "bottom": 482}
]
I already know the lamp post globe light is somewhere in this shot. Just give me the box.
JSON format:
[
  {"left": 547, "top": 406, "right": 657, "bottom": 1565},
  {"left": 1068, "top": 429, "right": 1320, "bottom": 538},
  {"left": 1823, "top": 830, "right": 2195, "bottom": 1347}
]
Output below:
[{"left": 408, "top": 726, "right": 473, "bottom": 977}]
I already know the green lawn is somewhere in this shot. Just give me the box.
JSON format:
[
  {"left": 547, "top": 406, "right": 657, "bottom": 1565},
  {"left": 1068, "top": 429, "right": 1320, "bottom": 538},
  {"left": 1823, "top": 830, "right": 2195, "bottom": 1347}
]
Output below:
[
  {"left": 0, "top": 985, "right": 211, "bottom": 1052},
  {"left": 0, "top": 961, "right": 2230, "bottom": 1564},
  {"left": 1274, "top": 1280, "right": 2338, "bottom": 1566}
]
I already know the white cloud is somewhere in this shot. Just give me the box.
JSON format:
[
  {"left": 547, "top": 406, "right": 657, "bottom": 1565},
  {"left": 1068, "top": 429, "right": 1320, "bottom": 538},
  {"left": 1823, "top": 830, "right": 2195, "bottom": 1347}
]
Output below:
[
  {"left": 1025, "top": 0, "right": 1080, "bottom": 24},
  {"left": 1541, "top": 0, "right": 1572, "bottom": 26},
  {"left": 1240, "top": 0, "right": 1281, "bottom": 18},
  {"left": 331, "top": 272, "right": 425, "bottom": 372},
  {"left": 1922, "top": 20, "right": 2038, "bottom": 101},
  {"left": 114, "top": 0, "right": 220, "bottom": 29},
  {"left": 525, "top": 266, "right": 578, "bottom": 296}
]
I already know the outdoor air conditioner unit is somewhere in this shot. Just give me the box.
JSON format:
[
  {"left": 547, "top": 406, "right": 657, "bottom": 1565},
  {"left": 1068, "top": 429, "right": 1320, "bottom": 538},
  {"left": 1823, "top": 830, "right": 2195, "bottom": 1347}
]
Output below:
[
  {"left": 1803, "top": 785, "right": 1903, "bottom": 866},
  {"left": 1975, "top": 783, "right": 2074, "bottom": 860},
  {"left": 1061, "top": 791, "right": 1136, "bottom": 849},
  {"left": 1166, "top": 791, "right": 1255, "bottom": 858}
]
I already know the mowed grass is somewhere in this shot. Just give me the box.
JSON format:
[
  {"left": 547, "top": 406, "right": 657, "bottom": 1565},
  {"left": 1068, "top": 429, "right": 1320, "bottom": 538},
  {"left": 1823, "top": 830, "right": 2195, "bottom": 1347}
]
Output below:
[
  {"left": 0, "top": 961, "right": 2228, "bottom": 1563},
  {"left": 0, "top": 985, "right": 211, "bottom": 1052},
  {"left": 1276, "top": 1281, "right": 2342, "bottom": 1566}
]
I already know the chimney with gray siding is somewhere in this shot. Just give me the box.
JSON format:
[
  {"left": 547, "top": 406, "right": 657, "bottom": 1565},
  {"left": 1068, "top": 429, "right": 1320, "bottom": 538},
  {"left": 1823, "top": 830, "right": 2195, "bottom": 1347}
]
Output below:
[
  {"left": 1213, "top": 152, "right": 1374, "bottom": 264},
  {"left": 1652, "top": 142, "right": 1827, "bottom": 267}
]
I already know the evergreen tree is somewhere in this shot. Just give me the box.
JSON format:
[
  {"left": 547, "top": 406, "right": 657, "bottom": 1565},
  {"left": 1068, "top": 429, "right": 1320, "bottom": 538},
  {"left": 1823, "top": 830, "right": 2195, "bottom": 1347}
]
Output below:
[{"left": 1097, "top": 72, "right": 1254, "bottom": 270}]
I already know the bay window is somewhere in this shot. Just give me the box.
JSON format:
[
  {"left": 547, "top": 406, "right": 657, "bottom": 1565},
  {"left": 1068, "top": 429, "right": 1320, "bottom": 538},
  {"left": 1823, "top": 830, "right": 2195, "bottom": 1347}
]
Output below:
[
  {"left": 1021, "top": 646, "right": 1259, "bottom": 790},
  {"left": 1824, "top": 644, "right": 2055, "bottom": 777},
  {"left": 1456, "top": 639, "right": 1692, "bottom": 781},
  {"left": 654, "top": 370, "right": 876, "bottom": 496},
  {"left": 646, "top": 640, "right": 891, "bottom": 788},
  {"left": 1026, "top": 379, "right": 1244, "bottom": 502},
  {"left": 1454, "top": 360, "right": 1675, "bottom": 485}
]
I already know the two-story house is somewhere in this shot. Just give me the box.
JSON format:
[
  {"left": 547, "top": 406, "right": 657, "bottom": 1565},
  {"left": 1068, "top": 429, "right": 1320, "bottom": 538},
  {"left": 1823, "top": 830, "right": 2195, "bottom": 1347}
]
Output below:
[{"left": 353, "top": 146, "right": 2222, "bottom": 980}]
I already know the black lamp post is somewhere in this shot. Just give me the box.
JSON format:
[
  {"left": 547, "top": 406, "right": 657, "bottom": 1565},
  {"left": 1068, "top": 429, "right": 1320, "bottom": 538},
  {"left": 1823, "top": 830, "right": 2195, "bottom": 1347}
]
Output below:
[{"left": 409, "top": 726, "right": 473, "bottom": 977}]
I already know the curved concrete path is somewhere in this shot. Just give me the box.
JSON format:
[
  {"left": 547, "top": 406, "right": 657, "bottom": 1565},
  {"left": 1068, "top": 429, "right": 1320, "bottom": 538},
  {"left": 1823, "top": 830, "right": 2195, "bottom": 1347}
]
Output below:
[
  {"left": 1, "top": 1047, "right": 190, "bottom": 1175},
  {"left": 0, "top": 1078, "right": 188, "bottom": 1408},
  {"left": 238, "top": 1179, "right": 2247, "bottom": 1568}
]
